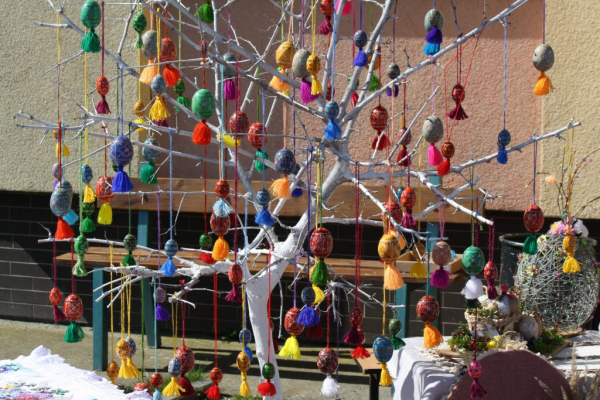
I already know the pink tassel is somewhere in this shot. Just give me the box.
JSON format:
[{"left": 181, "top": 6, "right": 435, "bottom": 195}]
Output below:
[
  {"left": 224, "top": 79, "right": 237, "bottom": 101},
  {"left": 487, "top": 280, "right": 499, "bottom": 300},
  {"left": 53, "top": 305, "right": 66, "bottom": 323},
  {"left": 317, "top": 16, "right": 333, "bottom": 35},
  {"left": 343, "top": 325, "right": 362, "bottom": 346},
  {"left": 301, "top": 78, "right": 320, "bottom": 103},
  {"left": 431, "top": 267, "right": 450, "bottom": 289},
  {"left": 154, "top": 119, "right": 169, "bottom": 127},
  {"left": 96, "top": 96, "right": 111, "bottom": 114},
  {"left": 401, "top": 210, "right": 416, "bottom": 230},
  {"left": 428, "top": 143, "right": 443, "bottom": 166},
  {"left": 470, "top": 379, "right": 487, "bottom": 398},
  {"left": 341, "top": 0, "right": 353, "bottom": 15},
  {"left": 224, "top": 284, "right": 242, "bottom": 302}
]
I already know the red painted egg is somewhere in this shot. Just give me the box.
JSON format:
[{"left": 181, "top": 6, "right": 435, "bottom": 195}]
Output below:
[
  {"left": 49, "top": 287, "right": 62, "bottom": 306},
  {"left": 468, "top": 359, "right": 482, "bottom": 379},
  {"left": 370, "top": 105, "right": 389, "bottom": 133},
  {"left": 399, "top": 127, "right": 411, "bottom": 146},
  {"left": 160, "top": 37, "right": 178, "bottom": 62},
  {"left": 310, "top": 227, "right": 333, "bottom": 259},
  {"left": 229, "top": 110, "right": 250, "bottom": 134},
  {"left": 248, "top": 122, "right": 267, "bottom": 148},
  {"left": 384, "top": 200, "right": 403, "bottom": 223},
  {"left": 284, "top": 307, "right": 304, "bottom": 336},
  {"left": 484, "top": 261, "right": 498, "bottom": 281},
  {"left": 134, "top": 382, "right": 153, "bottom": 395},
  {"left": 228, "top": 263, "right": 243, "bottom": 285},
  {"left": 320, "top": 0, "right": 334, "bottom": 16},
  {"left": 416, "top": 295, "right": 439, "bottom": 324},
  {"left": 96, "top": 76, "right": 110, "bottom": 97},
  {"left": 431, "top": 241, "right": 452, "bottom": 267},
  {"left": 96, "top": 175, "right": 114, "bottom": 202},
  {"left": 63, "top": 294, "right": 83, "bottom": 321},
  {"left": 441, "top": 141, "right": 455, "bottom": 159},
  {"left": 451, "top": 84, "right": 465, "bottom": 103},
  {"left": 150, "top": 372, "right": 163, "bottom": 388},
  {"left": 210, "top": 213, "right": 230, "bottom": 237},
  {"left": 349, "top": 306, "right": 363, "bottom": 326},
  {"left": 215, "top": 179, "right": 230, "bottom": 199},
  {"left": 210, "top": 367, "right": 223, "bottom": 384},
  {"left": 317, "top": 347, "right": 339, "bottom": 375},
  {"left": 523, "top": 204, "right": 544, "bottom": 233},
  {"left": 400, "top": 187, "right": 416, "bottom": 209},
  {"left": 177, "top": 345, "right": 196, "bottom": 374}
]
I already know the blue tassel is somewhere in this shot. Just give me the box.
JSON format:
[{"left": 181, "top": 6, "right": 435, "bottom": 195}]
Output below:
[
  {"left": 352, "top": 48, "right": 368, "bottom": 67},
  {"left": 324, "top": 119, "right": 342, "bottom": 141},
  {"left": 291, "top": 187, "right": 303, "bottom": 197},
  {"left": 112, "top": 166, "right": 134, "bottom": 192},
  {"left": 423, "top": 42, "right": 441, "bottom": 56},
  {"left": 213, "top": 198, "right": 233, "bottom": 217},
  {"left": 155, "top": 303, "right": 171, "bottom": 321},
  {"left": 160, "top": 257, "right": 176, "bottom": 277},
  {"left": 497, "top": 145, "right": 508, "bottom": 164},
  {"left": 244, "top": 345, "right": 253, "bottom": 361},
  {"left": 297, "top": 306, "right": 320, "bottom": 327},
  {"left": 153, "top": 389, "right": 163, "bottom": 400},
  {"left": 63, "top": 209, "right": 79, "bottom": 226},
  {"left": 255, "top": 207, "right": 276, "bottom": 227}
]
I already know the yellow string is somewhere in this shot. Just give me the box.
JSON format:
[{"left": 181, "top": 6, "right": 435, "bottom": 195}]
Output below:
[
  {"left": 56, "top": 11, "right": 61, "bottom": 121},
  {"left": 156, "top": 9, "right": 161, "bottom": 72},
  {"left": 120, "top": 274, "right": 125, "bottom": 337},
  {"left": 127, "top": 276, "right": 132, "bottom": 338},
  {"left": 171, "top": 300, "right": 179, "bottom": 356},
  {"left": 241, "top": 282, "right": 246, "bottom": 345},
  {"left": 311, "top": 0, "right": 316, "bottom": 53}
]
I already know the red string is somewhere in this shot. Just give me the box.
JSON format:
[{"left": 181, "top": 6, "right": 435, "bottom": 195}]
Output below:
[
  {"left": 70, "top": 240, "right": 75, "bottom": 294},
  {"left": 354, "top": 164, "right": 360, "bottom": 306},
  {"left": 213, "top": 274, "right": 218, "bottom": 366},
  {"left": 102, "top": 125, "right": 107, "bottom": 176},
  {"left": 201, "top": 41, "right": 206, "bottom": 89},
  {"left": 57, "top": 121, "right": 62, "bottom": 187},
  {"left": 488, "top": 219, "right": 495, "bottom": 259},
  {"left": 204, "top": 146, "right": 208, "bottom": 233},
  {"left": 326, "top": 294, "right": 331, "bottom": 348},
  {"left": 164, "top": 9, "right": 169, "bottom": 37},
  {"left": 267, "top": 254, "right": 272, "bottom": 363},
  {"left": 440, "top": 202, "right": 446, "bottom": 237},
  {"left": 101, "top": 1, "right": 105, "bottom": 76},
  {"left": 352, "top": 2, "right": 356, "bottom": 60},
  {"left": 181, "top": 280, "right": 186, "bottom": 346},
  {"left": 53, "top": 239, "right": 57, "bottom": 287}
]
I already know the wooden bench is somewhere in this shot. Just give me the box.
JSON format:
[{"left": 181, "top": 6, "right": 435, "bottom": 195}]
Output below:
[{"left": 355, "top": 349, "right": 385, "bottom": 400}]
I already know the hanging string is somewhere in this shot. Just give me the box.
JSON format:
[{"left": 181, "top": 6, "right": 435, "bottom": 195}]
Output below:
[
  {"left": 312, "top": 0, "right": 317, "bottom": 53},
  {"left": 56, "top": 10, "right": 61, "bottom": 125},
  {"left": 140, "top": 275, "right": 146, "bottom": 377},
  {"left": 326, "top": 294, "right": 331, "bottom": 348},
  {"left": 71, "top": 241, "right": 75, "bottom": 294},
  {"left": 267, "top": 262, "right": 272, "bottom": 363},
  {"left": 213, "top": 274, "right": 218, "bottom": 366},
  {"left": 503, "top": 17, "right": 507, "bottom": 130},
  {"left": 169, "top": 129, "right": 174, "bottom": 241},
  {"left": 469, "top": 165, "right": 475, "bottom": 246},
  {"left": 261, "top": 89, "right": 266, "bottom": 187},
  {"left": 542, "top": 0, "right": 546, "bottom": 44},
  {"left": 110, "top": 267, "right": 114, "bottom": 364},
  {"left": 306, "top": 147, "right": 312, "bottom": 284},
  {"left": 488, "top": 219, "right": 495, "bottom": 260},
  {"left": 354, "top": 164, "right": 361, "bottom": 306},
  {"left": 359, "top": 0, "right": 363, "bottom": 30},
  {"left": 425, "top": 232, "right": 431, "bottom": 296},
  {"left": 153, "top": 277, "right": 158, "bottom": 372},
  {"left": 392, "top": 0, "right": 398, "bottom": 62},
  {"left": 181, "top": 281, "right": 187, "bottom": 346},
  {"left": 533, "top": 139, "right": 538, "bottom": 205}
]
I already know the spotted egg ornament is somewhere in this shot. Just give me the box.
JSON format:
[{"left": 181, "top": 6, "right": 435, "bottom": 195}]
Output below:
[
  {"left": 96, "top": 175, "right": 114, "bottom": 202},
  {"left": 532, "top": 44, "right": 554, "bottom": 72},
  {"left": 167, "top": 357, "right": 182, "bottom": 377},
  {"left": 523, "top": 204, "right": 544, "bottom": 233},
  {"left": 49, "top": 287, "right": 62, "bottom": 306},
  {"left": 123, "top": 234, "right": 137, "bottom": 253},
  {"left": 317, "top": 347, "right": 339, "bottom": 375},
  {"left": 154, "top": 286, "right": 167, "bottom": 303},
  {"left": 110, "top": 135, "right": 134, "bottom": 168},
  {"left": 248, "top": 122, "right": 267, "bottom": 148},
  {"left": 384, "top": 200, "right": 403, "bottom": 223},
  {"left": 210, "top": 213, "right": 230, "bottom": 237},
  {"left": 63, "top": 294, "right": 84, "bottom": 321},
  {"left": 116, "top": 339, "right": 130, "bottom": 359},
  {"left": 126, "top": 337, "right": 137, "bottom": 357},
  {"left": 150, "top": 372, "right": 163, "bottom": 388},
  {"left": 301, "top": 285, "right": 316, "bottom": 306},
  {"left": 416, "top": 295, "right": 440, "bottom": 324},
  {"left": 228, "top": 263, "right": 243, "bottom": 285},
  {"left": 177, "top": 345, "right": 196, "bottom": 374},
  {"left": 372, "top": 336, "right": 393, "bottom": 364},
  {"left": 274, "top": 149, "right": 296, "bottom": 175},
  {"left": 191, "top": 89, "right": 216, "bottom": 120},
  {"left": 432, "top": 241, "right": 452, "bottom": 266},
  {"left": 387, "top": 63, "right": 400, "bottom": 80},
  {"left": 389, "top": 318, "right": 402, "bottom": 336},
  {"left": 484, "top": 261, "right": 498, "bottom": 281},
  {"left": 441, "top": 141, "right": 455, "bottom": 159},
  {"left": 199, "top": 233, "right": 212, "bottom": 250},
  {"left": 150, "top": 75, "right": 167, "bottom": 96},
  {"left": 255, "top": 189, "right": 271, "bottom": 207},
  {"left": 424, "top": 9, "right": 444, "bottom": 31},
  {"left": 310, "top": 227, "right": 333, "bottom": 258},
  {"left": 400, "top": 187, "right": 416, "bottom": 209},
  {"left": 229, "top": 110, "right": 250, "bottom": 134},
  {"left": 462, "top": 246, "right": 485, "bottom": 275},
  {"left": 142, "top": 137, "right": 161, "bottom": 163},
  {"left": 142, "top": 30, "right": 158, "bottom": 59},
  {"left": 215, "top": 179, "right": 230, "bottom": 199},
  {"left": 292, "top": 48, "right": 311, "bottom": 77},
  {"left": 422, "top": 115, "right": 444, "bottom": 143},
  {"left": 349, "top": 306, "right": 363, "bottom": 326},
  {"left": 285, "top": 307, "right": 305, "bottom": 336},
  {"left": 378, "top": 233, "right": 401, "bottom": 262},
  {"left": 399, "top": 127, "right": 412, "bottom": 146},
  {"left": 50, "top": 183, "right": 72, "bottom": 217},
  {"left": 468, "top": 359, "right": 483, "bottom": 379},
  {"left": 324, "top": 101, "right": 339, "bottom": 120},
  {"left": 81, "top": 164, "right": 93, "bottom": 184}
]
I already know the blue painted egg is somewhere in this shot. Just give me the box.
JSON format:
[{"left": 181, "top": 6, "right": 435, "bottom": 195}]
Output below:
[
  {"left": 50, "top": 184, "right": 72, "bottom": 217},
  {"left": 126, "top": 337, "right": 137, "bottom": 357},
  {"left": 274, "top": 148, "right": 296, "bottom": 175},
  {"left": 373, "top": 335, "right": 393, "bottom": 363},
  {"left": 301, "top": 286, "right": 315, "bottom": 306},
  {"left": 325, "top": 101, "right": 339, "bottom": 120},
  {"left": 239, "top": 328, "right": 252, "bottom": 344},
  {"left": 81, "top": 164, "right": 93, "bottom": 184},
  {"left": 498, "top": 129, "right": 511, "bottom": 146},
  {"left": 168, "top": 357, "right": 182, "bottom": 377},
  {"left": 255, "top": 189, "right": 271, "bottom": 207},
  {"left": 354, "top": 30, "right": 367, "bottom": 48},
  {"left": 110, "top": 135, "right": 134, "bottom": 167},
  {"left": 142, "top": 137, "right": 161, "bottom": 163},
  {"left": 164, "top": 239, "right": 178, "bottom": 258},
  {"left": 151, "top": 74, "right": 167, "bottom": 95}
]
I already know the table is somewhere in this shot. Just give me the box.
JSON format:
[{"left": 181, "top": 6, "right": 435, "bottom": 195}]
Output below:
[{"left": 354, "top": 349, "right": 384, "bottom": 400}]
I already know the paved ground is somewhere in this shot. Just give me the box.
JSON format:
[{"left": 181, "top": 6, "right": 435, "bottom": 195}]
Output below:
[{"left": 0, "top": 319, "right": 384, "bottom": 399}]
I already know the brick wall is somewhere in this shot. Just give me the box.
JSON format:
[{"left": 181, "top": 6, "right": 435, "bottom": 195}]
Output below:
[{"left": 1, "top": 190, "right": 598, "bottom": 343}]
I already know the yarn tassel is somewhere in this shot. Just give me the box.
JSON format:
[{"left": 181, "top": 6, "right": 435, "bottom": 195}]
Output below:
[
  {"left": 63, "top": 209, "right": 78, "bottom": 225},
  {"left": 428, "top": 143, "right": 443, "bottom": 166},
  {"left": 113, "top": 166, "right": 134, "bottom": 192},
  {"left": 306, "top": 323, "right": 323, "bottom": 340},
  {"left": 97, "top": 202, "right": 112, "bottom": 225},
  {"left": 176, "top": 95, "right": 191, "bottom": 111},
  {"left": 224, "top": 79, "right": 237, "bottom": 100},
  {"left": 81, "top": 28, "right": 101, "bottom": 53},
  {"left": 139, "top": 162, "right": 158, "bottom": 185},
  {"left": 212, "top": 237, "right": 229, "bottom": 261},
  {"left": 410, "top": 260, "right": 428, "bottom": 279},
  {"left": 53, "top": 305, "right": 66, "bottom": 323},
  {"left": 240, "top": 371, "right": 251, "bottom": 396},
  {"left": 155, "top": 303, "right": 171, "bottom": 321},
  {"left": 368, "top": 74, "right": 380, "bottom": 92},
  {"left": 431, "top": 266, "right": 450, "bottom": 289},
  {"left": 371, "top": 133, "right": 389, "bottom": 150},
  {"left": 324, "top": 118, "right": 342, "bottom": 140},
  {"left": 350, "top": 345, "right": 370, "bottom": 359},
  {"left": 196, "top": 1, "right": 214, "bottom": 24},
  {"left": 301, "top": 78, "right": 320, "bottom": 103},
  {"left": 436, "top": 158, "right": 451, "bottom": 176},
  {"left": 534, "top": 71, "right": 554, "bottom": 96},
  {"left": 257, "top": 380, "right": 277, "bottom": 397},
  {"left": 291, "top": 187, "right": 304, "bottom": 197},
  {"left": 423, "top": 26, "right": 442, "bottom": 55},
  {"left": 122, "top": 253, "right": 136, "bottom": 266},
  {"left": 192, "top": 120, "right": 212, "bottom": 145},
  {"left": 391, "top": 335, "right": 406, "bottom": 350},
  {"left": 269, "top": 75, "right": 290, "bottom": 95},
  {"left": 311, "top": 73, "right": 323, "bottom": 95},
  {"left": 523, "top": 233, "right": 538, "bottom": 255},
  {"left": 423, "top": 322, "right": 443, "bottom": 348},
  {"left": 384, "top": 263, "right": 404, "bottom": 290},
  {"left": 256, "top": 206, "right": 276, "bottom": 227},
  {"left": 127, "top": 358, "right": 140, "bottom": 378},
  {"left": 134, "top": 117, "right": 146, "bottom": 131},
  {"left": 401, "top": 211, "right": 416, "bottom": 230},
  {"left": 213, "top": 198, "right": 233, "bottom": 217},
  {"left": 83, "top": 184, "right": 96, "bottom": 202},
  {"left": 297, "top": 305, "right": 320, "bottom": 327},
  {"left": 312, "top": 284, "right": 325, "bottom": 304},
  {"left": 163, "top": 64, "right": 180, "bottom": 87},
  {"left": 154, "top": 119, "right": 169, "bottom": 127},
  {"left": 160, "top": 257, "right": 176, "bottom": 277},
  {"left": 351, "top": 92, "right": 359, "bottom": 107},
  {"left": 317, "top": 16, "right": 333, "bottom": 35},
  {"left": 72, "top": 255, "right": 88, "bottom": 277},
  {"left": 353, "top": 48, "right": 368, "bottom": 67},
  {"left": 397, "top": 144, "right": 410, "bottom": 167},
  {"left": 486, "top": 280, "right": 499, "bottom": 300},
  {"left": 178, "top": 375, "right": 195, "bottom": 397},
  {"left": 55, "top": 217, "right": 74, "bottom": 240},
  {"left": 56, "top": 143, "right": 70, "bottom": 157},
  {"left": 269, "top": 175, "right": 291, "bottom": 199},
  {"left": 310, "top": 259, "right": 330, "bottom": 286},
  {"left": 153, "top": 390, "right": 163, "bottom": 400},
  {"left": 563, "top": 255, "right": 581, "bottom": 273},
  {"left": 447, "top": 103, "right": 468, "bottom": 120},
  {"left": 225, "top": 283, "right": 242, "bottom": 302},
  {"left": 162, "top": 377, "right": 184, "bottom": 396},
  {"left": 470, "top": 379, "right": 487, "bottom": 398},
  {"left": 497, "top": 145, "right": 508, "bottom": 164},
  {"left": 149, "top": 96, "right": 170, "bottom": 122},
  {"left": 380, "top": 363, "right": 393, "bottom": 386},
  {"left": 279, "top": 334, "right": 301, "bottom": 359},
  {"left": 341, "top": 0, "right": 353, "bottom": 15},
  {"left": 343, "top": 325, "right": 361, "bottom": 346},
  {"left": 64, "top": 321, "right": 85, "bottom": 343},
  {"left": 386, "top": 84, "right": 400, "bottom": 97},
  {"left": 200, "top": 251, "right": 217, "bottom": 265},
  {"left": 321, "top": 375, "right": 339, "bottom": 397},
  {"left": 96, "top": 95, "right": 111, "bottom": 115},
  {"left": 139, "top": 60, "right": 158, "bottom": 85},
  {"left": 461, "top": 275, "right": 484, "bottom": 299}
]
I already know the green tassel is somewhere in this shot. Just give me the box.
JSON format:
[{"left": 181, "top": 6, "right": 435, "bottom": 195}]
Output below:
[
  {"left": 466, "top": 299, "right": 479, "bottom": 309},
  {"left": 195, "top": 1, "right": 214, "bottom": 24},
  {"left": 64, "top": 321, "right": 85, "bottom": 343},
  {"left": 255, "top": 149, "right": 270, "bottom": 173},
  {"left": 391, "top": 336, "right": 406, "bottom": 350},
  {"left": 123, "top": 253, "right": 136, "bottom": 266},
  {"left": 310, "top": 258, "right": 330, "bottom": 286},
  {"left": 175, "top": 96, "right": 190, "bottom": 112},
  {"left": 80, "top": 29, "right": 101, "bottom": 53},
  {"left": 139, "top": 162, "right": 158, "bottom": 184},
  {"left": 81, "top": 216, "right": 96, "bottom": 234},
  {"left": 135, "top": 33, "right": 143, "bottom": 49},
  {"left": 72, "top": 255, "right": 88, "bottom": 277},
  {"left": 368, "top": 74, "right": 380, "bottom": 92},
  {"left": 523, "top": 233, "right": 538, "bottom": 255}
]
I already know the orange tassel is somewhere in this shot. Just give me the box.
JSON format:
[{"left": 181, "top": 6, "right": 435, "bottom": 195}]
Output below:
[
  {"left": 55, "top": 217, "right": 74, "bottom": 240},
  {"left": 423, "top": 322, "right": 443, "bottom": 348},
  {"left": 534, "top": 71, "right": 554, "bottom": 96},
  {"left": 163, "top": 64, "right": 180, "bottom": 87},
  {"left": 269, "top": 175, "right": 291, "bottom": 199},
  {"left": 383, "top": 263, "right": 404, "bottom": 290},
  {"left": 139, "top": 60, "right": 158, "bottom": 85},
  {"left": 192, "top": 120, "right": 212, "bottom": 145},
  {"left": 212, "top": 237, "right": 230, "bottom": 261}
]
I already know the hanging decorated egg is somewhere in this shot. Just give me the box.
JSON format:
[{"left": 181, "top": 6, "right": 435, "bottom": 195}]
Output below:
[
  {"left": 133, "top": 382, "right": 153, "bottom": 395},
  {"left": 81, "top": 165, "right": 93, "bottom": 184},
  {"left": 210, "top": 213, "right": 231, "bottom": 236},
  {"left": 150, "top": 75, "right": 167, "bottom": 96},
  {"left": 285, "top": 307, "right": 304, "bottom": 336},
  {"left": 229, "top": 110, "right": 249, "bottom": 134},
  {"left": 462, "top": 246, "right": 485, "bottom": 275},
  {"left": 150, "top": 372, "right": 163, "bottom": 388},
  {"left": 483, "top": 262, "right": 498, "bottom": 281},
  {"left": 81, "top": 1, "right": 101, "bottom": 28},
  {"left": 532, "top": 44, "right": 554, "bottom": 72},
  {"left": 306, "top": 54, "right": 321, "bottom": 76},
  {"left": 215, "top": 179, "right": 230, "bottom": 199},
  {"left": 354, "top": 30, "right": 368, "bottom": 50},
  {"left": 400, "top": 187, "right": 416, "bottom": 209},
  {"left": 422, "top": 115, "right": 444, "bottom": 143},
  {"left": 248, "top": 122, "right": 267, "bottom": 148},
  {"left": 191, "top": 89, "right": 215, "bottom": 120},
  {"left": 50, "top": 184, "right": 72, "bottom": 217},
  {"left": 523, "top": 204, "right": 544, "bottom": 233},
  {"left": 325, "top": 101, "right": 339, "bottom": 120},
  {"left": 349, "top": 306, "right": 363, "bottom": 326},
  {"left": 370, "top": 105, "right": 389, "bottom": 133},
  {"left": 164, "top": 239, "right": 178, "bottom": 258},
  {"left": 416, "top": 295, "right": 439, "bottom": 323},
  {"left": 96, "top": 175, "right": 114, "bottom": 201},
  {"left": 310, "top": 227, "right": 333, "bottom": 258},
  {"left": 177, "top": 345, "right": 196, "bottom": 374},
  {"left": 387, "top": 63, "right": 400, "bottom": 80},
  {"left": 239, "top": 328, "right": 253, "bottom": 344},
  {"left": 96, "top": 76, "right": 109, "bottom": 97},
  {"left": 372, "top": 336, "right": 393, "bottom": 363},
  {"left": 223, "top": 52, "right": 237, "bottom": 79},
  {"left": 49, "top": 287, "right": 62, "bottom": 306},
  {"left": 378, "top": 234, "right": 401, "bottom": 262},
  {"left": 399, "top": 127, "right": 411, "bottom": 145},
  {"left": 228, "top": 263, "right": 243, "bottom": 285},
  {"left": 389, "top": 318, "right": 402, "bottom": 336},
  {"left": 74, "top": 235, "right": 89, "bottom": 256},
  {"left": 498, "top": 129, "right": 511, "bottom": 146},
  {"left": 432, "top": 241, "right": 452, "bottom": 266},
  {"left": 301, "top": 286, "right": 316, "bottom": 305},
  {"left": 107, "top": 361, "right": 119, "bottom": 383},
  {"left": 142, "top": 30, "right": 158, "bottom": 58},
  {"left": 292, "top": 49, "right": 311, "bottom": 77},
  {"left": 116, "top": 339, "right": 131, "bottom": 359},
  {"left": 451, "top": 84, "right": 465, "bottom": 103},
  {"left": 384, "top": 200, "right": 403, "bottom": 223},
  {"left": 274, "top": 149, "right": 296, "bottom": 175},
  {"left": 167, "top": 357, "right": 182, "bottom": 377},
  {"left": 317, "top": 347, "right": 338, "bottom": 375},
  {"left": 441, "top": 141, "right": 455, "bottom": 159},
  {"left": 161, "top": 37, "right": 177, "bottom": 62},
  {"left": 142, "top": 137, "right": 161, "bottom": 163},
  {"left": 424, "top": 9, "right": 444, "bottom": 31},
  {"left": 262, "top": 362, "right": 275, "bottom": 380},
  {"left": 199, "top": 233, "right": 212, "bottom": 250},
  {"left": 52, "top": 163, "right": 61, "bottom": 180},
  {"left": 236, "top": 352, "right": 250, "bottom": 372},
  {"left": 154, "top": 286, "right": 167, "bottom": 303},
  {"left": 110, "top": 135, "right": 134, "bottom": 168},
  {"left": 126, "top": 337, "right": 137, "bottom": 357},
  {"left": 468, "top": 359, "right": 482, "bottom": 379},
  {"left": 275, "top": 41, "right": 296, "bottom": 69},
  {"left": 63, "top": 294, "right": 83, "bottom": 321},
  {"left": 256, "top": 189, "right": 271, "bottom": 207},
  {"left": 123, "top": 234, "right": 137, "bottom": 253}
]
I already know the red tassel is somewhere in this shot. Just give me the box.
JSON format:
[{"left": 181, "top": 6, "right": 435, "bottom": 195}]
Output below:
[
  {"left": 192, "top": 120, "right": 211, "bottom": 145},
  {"left": 487, "top": 280, "right": 499, "bottom": 300},
  {"left": 306, "top": 323, "right": 323, "bottom": 340},
  {"left": 178, "top": 375, "right": 195, "bottom": 397},
  {"left": 204, "top": 383, "right": 220, "bottom": 399},
  {"left": 350, "top": 345, "right": 371, "bottom": 359},
  {"left": 470, "top": 379, "right": 487, "bottom": 398},
  {"left": 397, "top": 145, "right": 410, "bottom": 167},
  {"left": 200, "top": 252, "right": 217, "bottom": 265},
  {"left": 55, "top": 217, "right": 74, "bottom": 240},
  {"left": 351, "top": 92, "right": 359, "bottom": 107},
  {"left": 53, "top": 305, "right": 66, "bottom": 323},
  {"left": 436, "top": 158, "right": 451, "bottom": 176},
  {"left": 447, "top": 104, "right": 468, "bottom": 120},
  {"left": 257, "top": 381, "right": 277, "bottom": 397},
  {"left": 95, "top": 96, "right": 111, "bottom": 114},
  {"left": 317, "top": 16, "right": 333, "bottom": 35},
  {"left": 372, "top": 133, "right": 389, "bottom": 150},
  {"left": 163, "top": 64, "right": 181, "bottom": 87},
  {"left": 343, "top": 325, "right": 361, "bottom": 346},
  {"left": 342, "top": 0, "right": 353, "bottom": 15}
]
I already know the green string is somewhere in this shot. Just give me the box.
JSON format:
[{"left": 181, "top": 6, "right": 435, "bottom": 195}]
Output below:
[{"left": 140, "top": 278, "right": 145, "bottom": 379}]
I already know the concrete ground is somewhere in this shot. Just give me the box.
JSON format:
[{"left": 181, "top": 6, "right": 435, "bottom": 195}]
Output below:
[{"left": 0, "top": 319, "right": 383, "bottom": 399}]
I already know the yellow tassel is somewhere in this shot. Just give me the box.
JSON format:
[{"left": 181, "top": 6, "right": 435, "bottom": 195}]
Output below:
[
  {"left": 118, "top": 357, "right": 137, "bottom": 379},
  {"left": 379, "top": 363, "right": 393, "bottom": 387},
  {"left": 212, "top": 236, "right": 230, "bottom": 261},
  {"left": 162, "top": 376, "right": 185, "bottom": 396},
  {"left": 55, "top": 143, "right": 71, "bottom": 157},
  {"left": 98, "top": 202, "right": 113, "bottom": 225},
  {"left": 149, "top": 96, "right": 171, "bottom": 121},
  {"left": 218, "top": 133, "right": 242, "bottom": 148},
  {"left": 311, "top": 74, "right": 323, "bottom": 95},
  {"left": 240, "top": 371, "right": 251, "bottom": 396},
  {"left": 127, "top": 357, "right": 140, "bottom": 379},
  {"left": 384, "top": 263, "right": 404, "bottom": 290},
  {"left": 134, "top": 117, "right": 146, "bottom": 132},
  {"left": 534, "top": 71, "right": 554, "bottom": 96},
  {"left": 83, "top": 184, "right": 96, "bottom": 203},
  {"left": 312, "top": 283, "right": 325, "bottom": 304},
  {"left": 279, "top": 334, "right": 301, "bottom": 360},
  {"left": 139, "top": 61, "right": 158, "bottom": 85},
  {"left": 409, "top": 260, "right": 427, "bottom": 279},
  {"left": 423, "top": 322, "right": 443, "bottom": 349},
  {"left": 563, "top": 255, "right": 581, "bottom": 273},
  {"left": 269, "top": 176, "right": 291, "bottom": 199}
]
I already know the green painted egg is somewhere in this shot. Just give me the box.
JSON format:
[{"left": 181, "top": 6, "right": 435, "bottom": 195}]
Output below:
[
  {"left": 81, "top": 1, "right": 102, "bottom": 29},
  {"left": 462, "top": 246, "right": 485, "bottom": 275},
  {"left": 192, "top": 89, "right": 215, "bottom": 121}
]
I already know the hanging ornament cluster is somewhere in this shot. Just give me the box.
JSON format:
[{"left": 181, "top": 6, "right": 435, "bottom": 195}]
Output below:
[
  {"left": 422, "top": 115, "right": 444, "bottom": 166},
  {"left": 191, "top": 89, "right": 215, "bottom": 145},
  {"left": 270, "top": 41, "right": 296, "bottom": 94},
  {"left": 430, "top": 241, "right": 451, "bottom": 289},
  {"left": 378, "top": 233, "right": 404, "bottom": 290},
  {"left": 270, "top": 149, "right": 296, "bottom": 199},
  {"left": 293, "top": 49, "right": 318, "bottom": 104},
  {"left": 279, "top": 307, "right": 304, "bottom": 360},
  {"left": 373, "top": 335, "right": 394, "bottom": 386},
  {"left": 139, "top": 137, "right": 160, "bottom": 185},
  {"left": 223, "top": 52, "right": 238, "bottom": 100},
  {"left": 109, "top": 134, "right": 134, "bottom": 193},
  {"left": 448, "top": 84, "right": 467, "bottom": 120},
  {"left": 416, "top": 295, "right": 443, "bottom": 348},
  {"left": 522, "top": 204, "right": 544, "bottom": 255},
  {"left": 80, "top": 1, "right": 102, "bottom": 53},
  {"left": 461, "top": 245, "right": 485, "bottom": 302},
  {"left": 318, "top": 0, "right": 334, "bottom": 35},
  {"left": 324, "top": 101, "right": 342, "bottom": 141},
  {"left": 370, "top": 105, "right": 389, "bottom": 150},
  {"left": 423, "top": 8, "right": 443, "bottom": 56},
  {"left": 532, "top": 44, "right": 554, "bottom": 95}
]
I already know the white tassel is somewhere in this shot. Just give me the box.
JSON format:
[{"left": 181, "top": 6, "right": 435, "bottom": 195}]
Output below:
[
  {"left": 461, "top": 275, "right": 484, "bottom": 300},
  {"left": 321, "top": 375, "right": 339, "bottom": 397}
]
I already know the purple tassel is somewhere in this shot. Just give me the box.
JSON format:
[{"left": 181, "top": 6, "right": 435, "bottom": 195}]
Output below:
[
  {"left": 401, "top": 211, "right": 416, "bottom": 230},
  {"left": 447, "top": 104, "right": 468, "bottom": 120},
  {"left": 343, "top": 325, "right": 361, "bottom": 346},
  {"left": 487, "top": 280, "right": 499, "bottom": 300},
  {"left": 297, "top": 306, "right": 320, "bottom": 327},
  {"left": 386, "top": 85, "right": 400, "bottom": 98},
  {"left": 53, "top": 305, "right": 66, "bottom": 323},
  {"left": 95, "top": 96, "right": 111, "bottom": 115},
  {"left": 224, "top": 79, "right": 237, "bottom": 101},
  {"left": 154, "top": 119, "right": 169, "bottom": 127},
  {"left": 317, "top": 16, "right": 333, "bottom": 35},
  {"left": 470, "top": 379, "right": 487, "bottom": 398},
  {"left": 112, "top": 167, "right": 134, "bottom": 192},
  {"left": 425, "top": 26, "right": 443, "bottom": 45},
  {"left": 156, "top": 303, "right": 171, "bottom": 321},
  {"left": 225, "top": 284, "right": 242, "bottom": 302},
  {"left": 301, "top": 78, "right": 320, "bottom": 104},
  {"left": 431, "top": 266, "right": 450, "bottom": 289}
]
